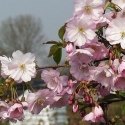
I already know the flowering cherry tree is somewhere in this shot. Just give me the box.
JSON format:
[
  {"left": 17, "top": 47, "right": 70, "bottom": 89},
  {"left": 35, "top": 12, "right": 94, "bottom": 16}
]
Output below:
[{"left": 1, "top": 0, "right": 125, "bottom": 124}]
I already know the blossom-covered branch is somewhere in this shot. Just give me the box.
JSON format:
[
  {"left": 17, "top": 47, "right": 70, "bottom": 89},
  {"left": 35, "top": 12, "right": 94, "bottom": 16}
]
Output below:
[{"left": 0, "top": 0, "right": 125, "bottom": 124}]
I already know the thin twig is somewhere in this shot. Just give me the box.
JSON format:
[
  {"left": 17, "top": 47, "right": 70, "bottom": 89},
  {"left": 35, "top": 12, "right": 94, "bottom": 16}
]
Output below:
[{"left": 36, "top": 64, "right": 66, "bottom": 70}]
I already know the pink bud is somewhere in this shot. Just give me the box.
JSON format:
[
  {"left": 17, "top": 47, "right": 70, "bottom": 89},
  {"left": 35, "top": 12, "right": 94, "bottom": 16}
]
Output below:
[
  {"left": 69, "top": 95, "right": 74, "bottom": 101},
  {"left": 84, "top": 95, "right": 90, "bottom": 102},
  {"left": 68, "top": 100, "right": 73, "bottom": 105},
  {"left": 80, "top": 110, "right": 86, "bottom": 117},
  {"left": 66, "top": 42, "right": 74, "bottom": 54},
  {"left": 68, "top": 79, "right": 73, "bottom": 87},
  {"left": 89, "top": 97, "right": 93, "bottom": 104},
  {"left": 72, "top": 104, "right": 78, "bottom": 113}
]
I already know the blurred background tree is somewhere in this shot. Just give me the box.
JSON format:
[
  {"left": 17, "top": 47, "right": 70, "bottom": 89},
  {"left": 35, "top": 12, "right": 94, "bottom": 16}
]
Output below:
[
  {"left": 0, "top": 15, "right": 54, "bottom": 66},
  {"left": 0, "top": 15, "right": 44, "bottom": 55}
]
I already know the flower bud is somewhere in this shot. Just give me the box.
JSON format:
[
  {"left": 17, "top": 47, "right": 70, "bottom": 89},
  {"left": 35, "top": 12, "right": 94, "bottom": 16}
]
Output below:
[
  {"left": 89, "top": 97, "right": 93, "bottom": 104},
  {"left": 84, "top": 95, "right": 90, "bottom": 102},
  {"left": 80, "top": 110, "right": 86, "bottom": 117},
  {"left": 68, "top": 100, "right": 73, "bottom": 105},
  {"left": 66, "top": 42, "right": 74, "bottom": 54},
  {"left": 72, "top": 104, "right": 78, "bottom": 113},
  {"left": 68, "top": 79, "right": 73, "bottom": 87}
]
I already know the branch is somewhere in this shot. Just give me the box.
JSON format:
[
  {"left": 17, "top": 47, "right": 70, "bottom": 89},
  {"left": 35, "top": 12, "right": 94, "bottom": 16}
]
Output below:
[
  {"left": 36, "top": 64, "right": 67, "bottom": 70},
  {"left": 100, "top": 99, "right": 125, "bottom": 106}
]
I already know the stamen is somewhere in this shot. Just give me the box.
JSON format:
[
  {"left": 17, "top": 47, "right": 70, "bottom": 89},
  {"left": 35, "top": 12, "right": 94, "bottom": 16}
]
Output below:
[
  {"left": 121, "top": 31, "right": 125, "bottom": 39},
  {"left": 78, "top": 27, "right": 84, "bottom": 33},
  {"left": 37, "top": 98, "right": 44, "bottom": 106},
  {"left": 85, "top": 6, "right": 91, "bottom": 14},
  {"left": 20, "top": 64, "right": 26, "bottom": 70}
]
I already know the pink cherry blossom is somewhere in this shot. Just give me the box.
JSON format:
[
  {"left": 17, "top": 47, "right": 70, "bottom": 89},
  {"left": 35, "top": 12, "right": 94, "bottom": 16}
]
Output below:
[
  {"left": 91, "top": 63, "right": 115, "bottom": 90},
  {"left": 114, "top": 76, "right": 125, "bottom": 90},
  {"left": 95, "top": 11, "right": 114, "bottom": 27},
  {"left": 82, "top": 42, "right": 109, "bottom": 60},
  {"left": 7, "top": 103, "right": 24, "bottom": 120},
  {"left": 68, "top": 48, "right": 94, "bottom": 64},
  {"left": 74, "top": 0, "right": 104, "bottom": 20},
  {"left": 0, "top": 50, "right": 36, "bottom": 83},
  {"left": 98, "top": 87, "right": 110, "bottom": 97},
  {"left": 27, "top": 89, "right": 54, "bottom": 114},
  {"left": 70, "top": 62, "right": 93, "bottom": 81},
  {"left": 50, "top": 93, "right": 69, "bottom": 108},
  {"left": 41, "top": 69, "right": 68, "bottom": 93},
  {"left": 83, "top": 106, "right": 105, "bottom": 123},
  {"left": 0, "top": 101, "right": 9, "bottom": 121},
  {"left": 66, "top": 17, "right": 96, "bottom": 46},
  {"left": 9, "top": 50, "right": 36, "bottom": 83},
  {"left": 106, "top": 17, "right": 125, "bottom": 49}
]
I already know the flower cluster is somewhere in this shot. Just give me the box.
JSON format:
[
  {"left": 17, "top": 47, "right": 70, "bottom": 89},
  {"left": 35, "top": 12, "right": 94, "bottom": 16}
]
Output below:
[{"left": 0, "top": 0, "right": 125, "bottom": 124}]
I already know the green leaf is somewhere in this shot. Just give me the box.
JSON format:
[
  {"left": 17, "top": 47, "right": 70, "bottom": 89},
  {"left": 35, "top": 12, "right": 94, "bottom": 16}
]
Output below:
[
  {"left": 106, "top": 3, "right": 116, "bottom": 10},
  {"left": 53, "top": 48, "right": 62, "bottom": 65},
  {"left": 58, "top": 23, "right": 66, "bottom": 40},
  {"left": 48, "top": 45, "right": 59, "bottom": 57}
]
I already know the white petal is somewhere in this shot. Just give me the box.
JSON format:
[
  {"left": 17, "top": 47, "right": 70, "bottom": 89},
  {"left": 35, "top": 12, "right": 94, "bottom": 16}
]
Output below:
[
  {"left": 75, "top": 33, "right": 86, "bottom": 46},
  {"left": 85, "top": 29, "right": 96, "bottom": 40},
  {"left": 12, "top": 50, "right": 23, "bottom": 60},
  {"left": 22, "top": 72, "right": 31, "bottom": 82},
  {"left": 108, "top": 33, "right": 121, "bottom": 41},
  {"left": 120, "top": 39, "right": 125, "bottom": 49}
]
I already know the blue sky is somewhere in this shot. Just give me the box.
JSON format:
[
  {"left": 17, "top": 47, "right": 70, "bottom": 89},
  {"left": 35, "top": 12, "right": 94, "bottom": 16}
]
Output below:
[{"left": 0, "top": 0, "right": 74, "bottom": 40}]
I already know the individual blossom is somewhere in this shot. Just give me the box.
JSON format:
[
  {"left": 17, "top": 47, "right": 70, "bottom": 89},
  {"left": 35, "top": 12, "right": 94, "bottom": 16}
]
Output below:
[
  {"left": 41, "top": 69, "right": 68, "bottom": 93},
  {"left": 27, "top": 89, "right": 54, "bottom": 114},
  {"left": 90, "top": 62, "right": 115, "bottom": 90},
  {"left": 82, "top": 42, "right": 109, "bottom": 60},
  {"left": 6, "top": 50, "right": 36, "bottom": 83},
  {"left": 66, "top": 17, "right": 96, "bottom": 46},
  {"left": 74, "top": 0, "right": 104, "bottom": 20},
  {"left": 83, "top": 106, "right": 105, "bottom": 123},
  {"left": 105, "top": 17, "right": 125, "bottom": 49},
  {"left": 7, "top": 103, "right": 24, "bottom": 121},
  {"left": 68, "top": 48, "right": 94, "bottom": 64},
  {"left": 70, "top": 62, "right": 93, "bottom": 81}
]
